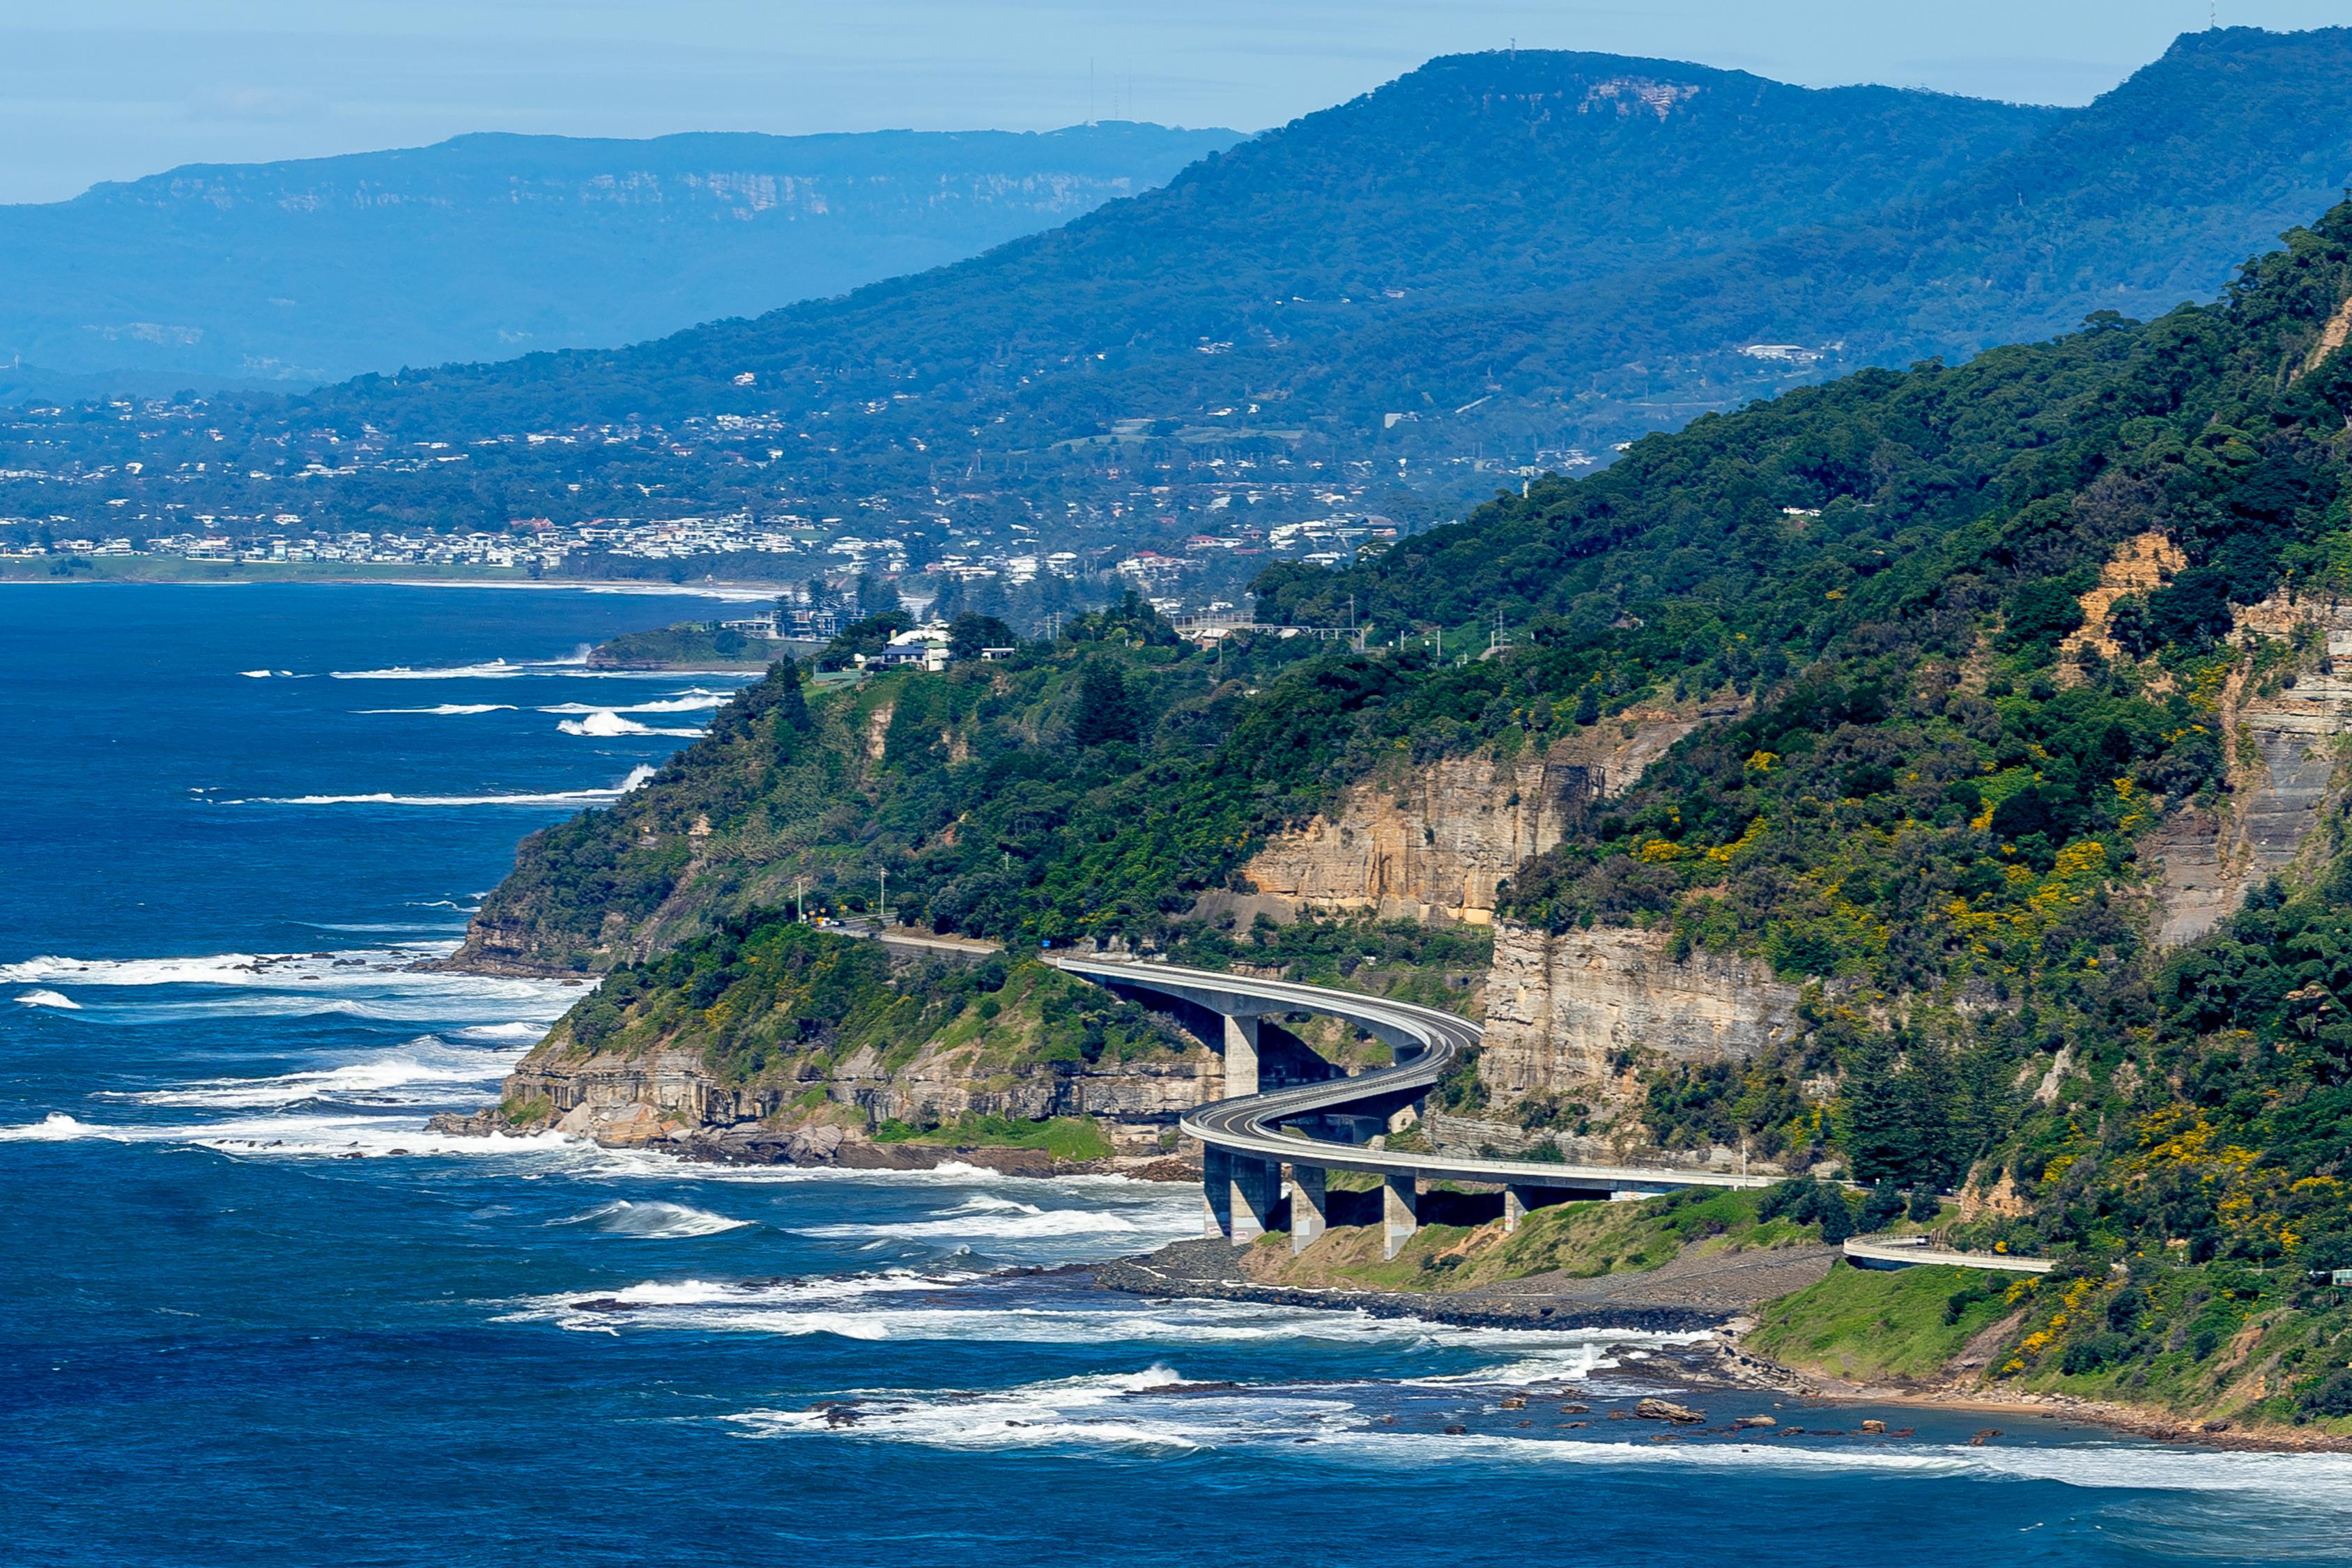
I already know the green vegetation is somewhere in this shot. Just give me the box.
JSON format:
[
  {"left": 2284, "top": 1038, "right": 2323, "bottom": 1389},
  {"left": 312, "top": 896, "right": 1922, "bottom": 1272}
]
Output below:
[
  {"left": 1751, "top": 1263, "right": 2024, "bottom": 1382},
  {"left": 26, "top": 31, "right": 2352, "bottom": 549},
  {"left": 588, "top": 621, "right": 794, "bottom": 669},
  {"left": 551, "top": 916, "right": 1192, "bottom": 1091},
  {"left": 1257, "top": 1183, "right": 1834, "bottom": 1294},
  {"left": 874, "top": 1113, "right": 1114, "bottom": 1160},
  {"left": 475, "top": 194, "right": 2352, "bottom": 1421}
]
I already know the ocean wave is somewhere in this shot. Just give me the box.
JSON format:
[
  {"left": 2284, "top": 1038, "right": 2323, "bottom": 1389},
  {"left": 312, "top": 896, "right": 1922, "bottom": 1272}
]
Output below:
[
  {"left": 727, "top": 1365, "right": 2352, "bottom": 1508},
  {"left": 120, "top": 1038, "right": 514, "bottom": 1109},
  {"left": 790, "top": 1193, "right": 1148, "bottom": 1242},
  {"left": 453, "top": 1021, "right": 547, "bottom": 1043},
  {"left": 0, "top": 948, "right": 578, "bottom": 1027},
  {"left": 556, "top": 710, "right": 705, "bottom": 739},
  {"left": 13, "top": 989, "right": 79, "bottom": 1009},
  {"left": 0, "top": 1112, "right": 105, "bottom": 1141},
  {"left": 329, "top": 658, "right": 571, "bottom": 681},
  {"left": 355, "top": 703, "right": 518, "bottom": 716},
  {"left": 539, "top": 690, "right": 734, "bottom": 716},
  {"left": 725, "top": 1367, "right": 1288, "bottom": 1452},
  {"left": 512, "top": 1277, "right": 1689, "bottom": 1356},
  {"left": 551, "top": 1201, "right": 754, "bottom": 1240},
  {"left": 0, "top": 1109, "right": 583, "bottom": 1161},
  {"left": 229, "top": 764, "right": 658, "bottom": 808}
]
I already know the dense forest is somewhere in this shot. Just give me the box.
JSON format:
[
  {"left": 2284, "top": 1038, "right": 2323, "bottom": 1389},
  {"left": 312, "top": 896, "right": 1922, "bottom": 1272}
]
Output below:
[{"left": 468, "top": 194, "right": 2352, "bottom": 1420}]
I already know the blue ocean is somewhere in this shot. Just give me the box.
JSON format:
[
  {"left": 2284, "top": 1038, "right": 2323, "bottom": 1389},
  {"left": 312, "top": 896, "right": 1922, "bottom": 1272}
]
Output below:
[{"left": 3, "top": 583, "right": 2348, "bottom": 1565}]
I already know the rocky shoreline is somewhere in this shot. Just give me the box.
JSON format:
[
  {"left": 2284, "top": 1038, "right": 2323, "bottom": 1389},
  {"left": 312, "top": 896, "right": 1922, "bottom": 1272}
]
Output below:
[
  {"left": 426, "top": 1103, "right": 1199, "bottom": 1180},
  {"left": 1089, "top": 1238, "right": 2352, "bottom": 1454}
]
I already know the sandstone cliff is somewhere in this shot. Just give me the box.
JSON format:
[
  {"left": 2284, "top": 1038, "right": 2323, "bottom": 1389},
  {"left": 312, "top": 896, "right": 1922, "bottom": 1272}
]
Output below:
[
  {"left": 1477, "top": 921, "right": 1801, "bottom": 1115},
  {"left": 474, "top": 1031, "right": 1218, "bottom": 1165},
  {"left": 2154, "top": 601, "right": 2352, "bottom": 944},
  {"left": 1238, "top": 707, "right": 1732, "bottom": 924}
]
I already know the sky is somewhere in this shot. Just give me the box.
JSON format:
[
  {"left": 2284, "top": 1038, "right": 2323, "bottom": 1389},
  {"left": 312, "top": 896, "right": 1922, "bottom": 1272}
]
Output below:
[{"left": 1, "top": 0, "right": 2346, "bottom": 204}]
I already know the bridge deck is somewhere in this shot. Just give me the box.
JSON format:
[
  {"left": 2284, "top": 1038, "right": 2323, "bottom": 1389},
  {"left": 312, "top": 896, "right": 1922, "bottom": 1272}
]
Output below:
[{"left": 1050, "top": 954, "right": 1776, "bottom": 1196}]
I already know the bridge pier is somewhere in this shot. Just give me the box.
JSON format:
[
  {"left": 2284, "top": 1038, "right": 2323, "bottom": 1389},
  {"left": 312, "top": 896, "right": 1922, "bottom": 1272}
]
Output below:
[
  {"left": 1289, "top": 1165, "right": 1327, "bottom": 1254},
  {"left": 1502, "top": 1184, "right": 1527, "bottom": 1233},
  {"left": 1201, "top": 1146, "right": 1232, "bottom": 1239},
  {"left": 1222, "top": 1014, "right": 1261, "bottom": 1099},
  {"left": 1382, "top": 1173, "right": 1419, "bottom": 1259},
  {"left": 1229, "top": 1155, "right": 1280, "bottom": 1245}
]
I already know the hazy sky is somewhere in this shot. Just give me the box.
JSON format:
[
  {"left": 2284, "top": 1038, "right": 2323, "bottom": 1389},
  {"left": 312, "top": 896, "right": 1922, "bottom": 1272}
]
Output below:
[{"left": 2, "top": 0, "right": 2344, "bottom": 203}]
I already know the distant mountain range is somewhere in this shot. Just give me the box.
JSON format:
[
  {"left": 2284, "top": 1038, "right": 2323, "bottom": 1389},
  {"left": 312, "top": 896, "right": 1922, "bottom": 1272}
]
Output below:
[
  {"left": 302, "top": 29, "right": 2352, "bottom": 469},
  {"left": 0, "top": 123, "right": 1238, "bottom": 391},
  {"left": 12, "top": 28, "right": 2352, "bottom": 541}
]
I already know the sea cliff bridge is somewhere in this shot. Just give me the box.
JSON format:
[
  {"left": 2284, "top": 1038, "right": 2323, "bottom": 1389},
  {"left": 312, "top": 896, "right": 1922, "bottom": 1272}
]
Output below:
[{"left": 1048, "top": 954, "right": 1781, "bottom": 1257}]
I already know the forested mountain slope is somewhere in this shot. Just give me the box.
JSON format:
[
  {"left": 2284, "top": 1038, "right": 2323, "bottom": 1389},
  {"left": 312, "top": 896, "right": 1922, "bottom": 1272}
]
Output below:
[
  {"left": 29, "top": 29, "right": 2352, "bottom": 539},
  {"left": 0, "top": 123, "right": 1235, "bottom": 388},
  {"left": 455, "top": 195, "right": 2352, "bottom": 1424}
]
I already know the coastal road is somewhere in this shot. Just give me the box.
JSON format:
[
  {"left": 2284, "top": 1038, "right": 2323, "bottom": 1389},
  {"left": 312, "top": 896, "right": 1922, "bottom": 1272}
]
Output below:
[{"left": 1050, "top": 955, "right": 1778, "bottom": 1252}]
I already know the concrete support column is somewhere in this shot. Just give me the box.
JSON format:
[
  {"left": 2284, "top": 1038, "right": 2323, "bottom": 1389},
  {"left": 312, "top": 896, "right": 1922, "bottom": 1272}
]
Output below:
[
  {"left": 1382, "top": 1173, "right": 1420, "bottom": 1260},
  {"left": 1502, "top": 1184, "right": 1529, "bottom": 1234},
  {"left": 1201, "top": 1146, "right": 1233, "bottom": 1240},
  {"left": 1289, "top": 1165, "right": 1328, "bottom": 1254},
  {"left": 1221, "top": 1013, "right": 1261, "bottom": 1099},
  {"left": 1229, "top": 1155, "right": 1279, "bottom": 1245}
]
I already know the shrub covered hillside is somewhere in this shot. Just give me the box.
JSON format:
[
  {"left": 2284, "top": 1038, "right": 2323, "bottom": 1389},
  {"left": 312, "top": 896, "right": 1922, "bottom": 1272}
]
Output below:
[{"left": 472, "top": 202, "right": 2352, "bottom": 976}]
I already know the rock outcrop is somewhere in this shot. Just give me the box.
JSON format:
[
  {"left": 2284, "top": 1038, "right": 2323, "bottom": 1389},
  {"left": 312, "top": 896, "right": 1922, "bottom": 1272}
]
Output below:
[
  {"left": 2155, "top": 605, "right": 2352, "bottom": 944},
  {"left": 1477, "top": 921, "right": 1802, "bottom": 1109},
  {"left": 478, "top": 1031, "right": 1220, "bottom": 1158},
  {"left": 1238, "top": 709, "right": 1729, "bottom": 924}
]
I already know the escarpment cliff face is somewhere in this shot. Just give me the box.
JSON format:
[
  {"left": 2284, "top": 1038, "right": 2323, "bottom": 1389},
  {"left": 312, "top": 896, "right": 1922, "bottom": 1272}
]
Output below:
[
  {"left": 485, "top": 1032, "right": 1218, "bottom": 1164},
  {"left": 2155, "top": 601, "right": 2352, "bottom": 944},
  {"left": 1477, "top": 921, "right": 1802, "bottom": 1112},
  {"left": 1239, "top": 709, "right": 1728, "bottom": 924}
]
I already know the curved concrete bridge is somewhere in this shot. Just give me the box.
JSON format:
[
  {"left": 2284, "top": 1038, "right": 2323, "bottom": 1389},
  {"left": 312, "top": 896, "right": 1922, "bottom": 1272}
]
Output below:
[{"left": 1050, "top": 954, "right": 1778, "bottom": 1258}]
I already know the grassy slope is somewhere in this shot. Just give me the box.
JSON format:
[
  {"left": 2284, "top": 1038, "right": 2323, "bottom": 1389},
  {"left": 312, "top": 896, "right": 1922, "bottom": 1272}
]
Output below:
[
  {"left": 1248, "top": 1187, "right": 1828, "bottom": 1293},
  {"left": 1749, "top": 1263, "right": 2024, "bottom": 1381},
  {"left": 1751, "top": 1256, "right": 2352, "bottom": 1438}
]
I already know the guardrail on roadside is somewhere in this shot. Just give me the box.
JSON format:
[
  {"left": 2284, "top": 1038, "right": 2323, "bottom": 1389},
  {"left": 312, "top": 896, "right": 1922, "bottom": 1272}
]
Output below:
[{"left": 1843, "top": 1233, "right": 2052, "bottom": 1275}]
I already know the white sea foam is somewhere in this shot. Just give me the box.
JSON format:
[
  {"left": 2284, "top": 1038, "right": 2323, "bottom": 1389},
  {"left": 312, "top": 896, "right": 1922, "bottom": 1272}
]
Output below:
[
  {"left": 725, "top": 1362, "right": 2352, "bottom": 1508},
  {"left": 725, "top": 1367, "right": 1307, "bottom": 1452},
  {"left": 13, "top": 989, "right": 79, "bottom": 1009},
  {"left": 330, "top": 658, "right": 565, "bottom": 681},
  {"left": 0, "top": 1112, "right": 102, "bottom": 1141},
  {"left": 120, "top": 1037, "right": 514, "bottom": 1109},
  {"left": 0, "top": 1108, "right": 585, "bottom": 1160},
  {"left": 790, "top": 1193, "right": 1148, "bottom": 1242},
  {"left": 510, "top": 1275, "right": 1683, "bottom": 1356},
  {"left": 454, "top": 1021, "right": 546, "bottom": 1043},
  {"left": 557, "top": 710, "right": 704, "bottom": 739},
  {"left": 539, "top": 691, "right": 732, "bottom": 716},
  {"left": 0, "top": 948, "right": 577, "bottom": 1027},
  {"left": 552, "top": 1200, "right": 754, "bottom": 1239},
  {"left": 231, "top": 764, "right": 658, "bottom": 808},
  {"left": 355, "top": 703, "right": 518, "bottom": 716}
]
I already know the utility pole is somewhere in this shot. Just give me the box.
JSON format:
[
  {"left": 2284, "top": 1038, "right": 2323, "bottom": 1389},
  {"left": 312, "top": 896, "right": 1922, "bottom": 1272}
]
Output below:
[
  {"left": 877, "top": 868, "right": 889, "bottom": 926},
  {"left": 795, "top": 876, "right": 806, "bottom": 923}
]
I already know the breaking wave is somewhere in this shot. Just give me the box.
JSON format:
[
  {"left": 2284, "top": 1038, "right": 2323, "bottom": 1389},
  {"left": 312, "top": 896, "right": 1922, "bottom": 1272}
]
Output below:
[
  {"left": 557, "top": 710, "right": 704, "bottom": 739},
  {"left": 539, "top": 691, "right": 732, "bottom": 716},
  {"left": 509, "top": 1275, "right": 1675, "bottom": 1356},
  {"left": 13, "top": 989, "right": 79, "bottom": 1009},
  {"left": 791, "top": 1193, "right": 1150, "bottom": 1242},
  {"left": 551, "top": 1201, "right": 754, "bottom": 1239},
  {"left": 229, "top": 764, "right": 658, "bottom": 808},
  {"left": 355, "top": 703, "right": 518, "bottom": 716},
  {"left": 0, "top": 948, "right": 578, "bottom": 1027},
  {"left": 118, "top": 1036, "right": 514, "bottom": 1109},
  {"left": 330, "top": 658, "right": 576, "bottom": 681}
]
